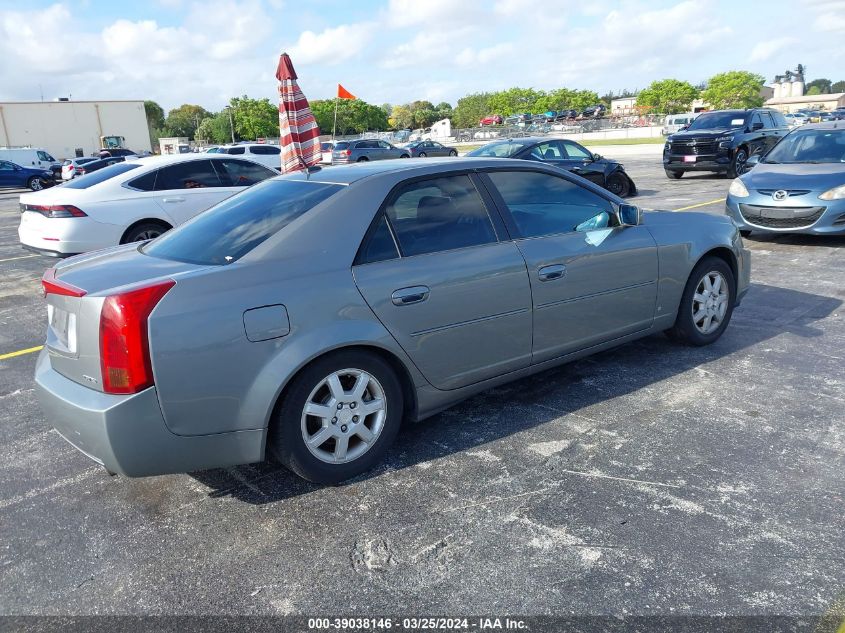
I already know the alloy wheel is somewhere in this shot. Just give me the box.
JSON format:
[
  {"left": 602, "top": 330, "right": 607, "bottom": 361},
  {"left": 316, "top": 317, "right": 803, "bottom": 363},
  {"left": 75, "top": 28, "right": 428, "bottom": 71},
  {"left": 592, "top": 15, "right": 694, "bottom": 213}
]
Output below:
[
  {"left": 300, "top": 368, "right": 387, "bottom": 464},
  {"left": 692, "top": 271, "right": 729, "bottom": 335}
]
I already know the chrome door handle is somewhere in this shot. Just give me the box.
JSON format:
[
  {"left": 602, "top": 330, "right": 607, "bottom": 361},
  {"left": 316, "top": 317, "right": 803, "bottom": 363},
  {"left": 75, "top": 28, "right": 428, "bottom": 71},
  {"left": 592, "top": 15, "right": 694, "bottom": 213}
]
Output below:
[
  {"left": 391, "top": 285, "right": 430, "bottom": 306},
  {"left": 538, "top": 264, "right": 566, "bottom": 281},
  {"left": 162, "top": 197, "right": 185, "bottom": 203}
]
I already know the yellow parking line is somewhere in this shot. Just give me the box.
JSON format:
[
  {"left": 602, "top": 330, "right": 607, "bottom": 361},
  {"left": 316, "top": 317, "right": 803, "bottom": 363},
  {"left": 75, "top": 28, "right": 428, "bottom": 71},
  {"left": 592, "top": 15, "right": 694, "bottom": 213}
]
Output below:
[
  {"left": 0, "top": 345, "right": 43, "bottom": 361},
  {"left": 0, "top": 254, "right": 38, "bottom": 264},
  {"left": 673, "top": 198, "right": 725, "bottom": 212}
]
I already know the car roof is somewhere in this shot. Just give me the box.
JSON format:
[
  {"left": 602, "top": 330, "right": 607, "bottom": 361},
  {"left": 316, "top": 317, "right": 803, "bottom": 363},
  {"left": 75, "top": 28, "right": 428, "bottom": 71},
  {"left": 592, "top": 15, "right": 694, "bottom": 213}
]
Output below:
[
  {"left": 275, "top": 157, "right": 541, "bottom": 185},
  {"left": 799, "top": 121, "right": 844, "bottom": 131}
]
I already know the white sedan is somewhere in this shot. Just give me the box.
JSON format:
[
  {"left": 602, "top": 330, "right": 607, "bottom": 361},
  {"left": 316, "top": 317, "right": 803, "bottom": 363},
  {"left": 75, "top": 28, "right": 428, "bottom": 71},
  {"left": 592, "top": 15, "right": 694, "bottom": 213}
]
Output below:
[{"left": 19, "top": 154, "right": 278, "bottom": 257}]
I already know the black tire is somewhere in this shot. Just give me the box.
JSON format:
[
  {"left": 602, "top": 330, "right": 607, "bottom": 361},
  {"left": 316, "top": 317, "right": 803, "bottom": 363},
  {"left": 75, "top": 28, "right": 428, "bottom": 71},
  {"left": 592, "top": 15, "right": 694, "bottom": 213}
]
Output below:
[
  {"left": 605, "top": 172, "right": 631, "bottom": 197},
  {"left": 449, "top": 150, "right": 458, "bottom": 157},
  {"left": 269, "top": 350, "right": 404, "bottom": 484},
  {"left": 356, "top": 156, "right": 369, "bottom": 162},
  {"left": 399, "top": 154, "right": 410, "bottom": 158},
  {"left": 418, "top": 152, "right": 427, "bottom": 158},
  {"left": 121, "top": 221, "right": 170, "bottom": 244},
  {"left": 727, "top": 147, "right": 748, "bottom": 179},
  {"left": 666, "top": 256, "right": 736, "bottom": 346},
  {"left": 665, "top": 169, "right": 683, "bottom": 180},
  {"left": 740, "top": 230, "right": 752, "bottom": 238},
  {"left": 27, "top": 177, "right": 44, "bottom": 191}
]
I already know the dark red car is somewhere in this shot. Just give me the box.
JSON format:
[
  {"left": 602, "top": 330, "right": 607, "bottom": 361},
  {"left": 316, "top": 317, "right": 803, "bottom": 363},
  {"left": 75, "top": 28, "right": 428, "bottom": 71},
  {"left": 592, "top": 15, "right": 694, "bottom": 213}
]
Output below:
[{"left": 479, "top": 115, "right": 503, "bottom": 126}]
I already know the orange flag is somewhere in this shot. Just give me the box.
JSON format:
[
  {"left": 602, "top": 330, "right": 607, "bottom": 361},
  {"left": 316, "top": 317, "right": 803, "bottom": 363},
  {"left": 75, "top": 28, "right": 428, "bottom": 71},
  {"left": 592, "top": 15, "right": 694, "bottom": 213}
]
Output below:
[{"left": 337, "top": 84, "right": 357, "bottom": 100}]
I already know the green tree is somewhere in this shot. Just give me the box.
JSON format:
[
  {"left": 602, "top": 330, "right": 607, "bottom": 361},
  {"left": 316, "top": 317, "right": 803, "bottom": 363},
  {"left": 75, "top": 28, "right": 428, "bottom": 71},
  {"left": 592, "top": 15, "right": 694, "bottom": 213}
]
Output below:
[
  {"left": 636, "top": 79, "right": 698, "bottom": 114},
  {"left": 196, "top": 111, "right": 234, "bottom": 144},
  {"left": 165, "top": 104, "right": 211, "bottom": 138},
  {"left": 144, "top": 100, "right": 165, "bottom": 129},
  {"left": 806, "top": 78, "right": 832, "bottom": 94},
  {"left": 488, "top": 87, "right": 542, "bottom": 116},
  {"left": 309, "top": 99, "right": 389, "bottom": 135},
  {"left": 701, "top": 71, "right": 766, "bottom": 110},
  {"left": 229, "top": 96, "right": 279, "bottom": 140},
  {"left": 452, "top": 92, "right": 492, "bottom": 127},
  {"left": 806, "top": 85, "right": 822, "bottom": 96},
  {"left": 389, "top": 104, "right": 413, "bottom": 129},
  {"left": 832, "top": 80, "right": 845, "bottom": 93}
]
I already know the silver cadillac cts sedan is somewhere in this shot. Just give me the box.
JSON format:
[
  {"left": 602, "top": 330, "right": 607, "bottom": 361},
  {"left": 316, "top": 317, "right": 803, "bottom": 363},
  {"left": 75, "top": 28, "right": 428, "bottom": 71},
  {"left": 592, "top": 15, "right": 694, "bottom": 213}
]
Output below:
[{"left": 35, "top": 158, "right": 750, "bottom": 484}]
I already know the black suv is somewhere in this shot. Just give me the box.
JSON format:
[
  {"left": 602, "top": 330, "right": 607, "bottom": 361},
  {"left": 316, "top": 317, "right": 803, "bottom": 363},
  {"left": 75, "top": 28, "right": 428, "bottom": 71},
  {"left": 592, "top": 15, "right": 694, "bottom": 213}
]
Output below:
[{"left": 663, "top": 108, "right": 789, "bottom": 179}]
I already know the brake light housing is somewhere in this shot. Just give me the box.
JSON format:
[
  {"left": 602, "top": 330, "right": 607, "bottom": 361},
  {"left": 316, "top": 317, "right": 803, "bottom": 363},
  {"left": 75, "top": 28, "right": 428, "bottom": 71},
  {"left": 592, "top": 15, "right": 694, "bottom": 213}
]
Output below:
[
  {"left": 42, "top": 268, "right": 87, "bottom": 297},
  {"left": 23, "top": 204, "right": 87, "bottom": 218},
  {"left": 99, "top": 280, "right": 175, "bottom": 394}
]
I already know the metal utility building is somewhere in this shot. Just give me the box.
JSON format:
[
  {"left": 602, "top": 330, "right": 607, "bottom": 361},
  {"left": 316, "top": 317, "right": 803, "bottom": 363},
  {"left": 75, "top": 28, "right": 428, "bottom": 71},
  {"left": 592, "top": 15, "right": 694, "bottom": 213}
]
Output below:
[{"left": 0, "top": 100, "right": 152, "bottom": 160}]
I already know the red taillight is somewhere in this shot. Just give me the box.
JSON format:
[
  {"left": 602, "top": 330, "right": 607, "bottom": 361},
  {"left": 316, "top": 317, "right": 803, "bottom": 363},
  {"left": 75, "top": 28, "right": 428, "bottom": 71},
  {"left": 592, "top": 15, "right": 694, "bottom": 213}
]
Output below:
[
  {"left": 25, "top": 204, "right": 87, "bottom": 218},
  {"left": 99, "top": 280, "right": 175, "bottom": 394},
  {"left": 41, "top": 267, "right": 86, "bottom": 297},
  {"left": 76, "top": 169, "right": 86, "bottom": 175},
  {"left": 342, "top": 150, "right": 351, "bottom": 156}
]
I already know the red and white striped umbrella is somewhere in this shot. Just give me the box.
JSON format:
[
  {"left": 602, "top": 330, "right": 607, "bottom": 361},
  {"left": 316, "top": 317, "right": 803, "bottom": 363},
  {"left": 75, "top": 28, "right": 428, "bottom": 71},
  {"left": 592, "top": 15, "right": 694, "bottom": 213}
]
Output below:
[{"left": 276, "top": 53, "right": 321, "bottom": 173}]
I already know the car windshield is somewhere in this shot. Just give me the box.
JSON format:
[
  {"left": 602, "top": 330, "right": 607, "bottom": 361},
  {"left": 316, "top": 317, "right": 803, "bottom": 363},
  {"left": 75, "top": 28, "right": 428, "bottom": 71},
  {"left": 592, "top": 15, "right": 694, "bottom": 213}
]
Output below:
[
  {"left": 764, "top": 128, "right": 845, "bottom": 164},
  {"left": 61, "top": 163, "right": 141, "bottom": 188},
  {"left": 142, "top": 179, "right": 343, "bottom": 265},
  {"left": 686, "top": 112, "right": 747, "bottom": 131},
  {"left": 334, "top": 142, "right": 350, "bottom": 150},
  {"left": 467, "top": 141, "right": 532, "bottom": 158}
]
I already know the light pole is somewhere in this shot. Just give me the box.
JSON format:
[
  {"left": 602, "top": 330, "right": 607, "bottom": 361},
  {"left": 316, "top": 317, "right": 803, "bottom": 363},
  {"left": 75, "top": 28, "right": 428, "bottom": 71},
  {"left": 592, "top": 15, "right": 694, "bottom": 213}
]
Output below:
[{"left": 225, "top": 105, "right": 235, "bottom": 143}]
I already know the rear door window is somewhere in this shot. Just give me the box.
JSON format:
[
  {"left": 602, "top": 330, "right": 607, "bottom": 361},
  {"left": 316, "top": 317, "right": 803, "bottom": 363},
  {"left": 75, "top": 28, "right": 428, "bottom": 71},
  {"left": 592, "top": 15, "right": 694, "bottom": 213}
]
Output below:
[
  {"left": 143, "top": 180, "right": 343, "bottom": 265},
  {"left": 154, "top": 160, "right": 223, "bottom": 190},
  {"left": 226, "top": 146, "right": 246, "bottom": 155},
  {"left": 214, "top": 159, "right": 277, "bottom": 186},
  {"left": 126, "top": 169, "right": 159, "bottom": 191},
  {"left": 384, "top": 175, "right": 497, "bottom": 257}
]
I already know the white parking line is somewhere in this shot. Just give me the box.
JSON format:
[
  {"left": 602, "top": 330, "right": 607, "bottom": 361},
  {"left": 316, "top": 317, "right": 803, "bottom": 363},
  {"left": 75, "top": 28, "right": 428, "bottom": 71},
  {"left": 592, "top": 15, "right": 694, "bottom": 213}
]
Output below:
[{"left": 0, "top": 254, "right": 37, "bottom": 263}]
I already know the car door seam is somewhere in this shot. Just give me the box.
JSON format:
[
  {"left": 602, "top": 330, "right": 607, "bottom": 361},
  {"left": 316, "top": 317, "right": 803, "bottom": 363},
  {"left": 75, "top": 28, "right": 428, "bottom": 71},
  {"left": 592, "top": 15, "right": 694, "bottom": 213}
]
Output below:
[
  {"left": 534, "top": 280, "right": 656, "bottom": 310},
  {"left": 410, "top": 307, "right": 530, "bottom": 337}
]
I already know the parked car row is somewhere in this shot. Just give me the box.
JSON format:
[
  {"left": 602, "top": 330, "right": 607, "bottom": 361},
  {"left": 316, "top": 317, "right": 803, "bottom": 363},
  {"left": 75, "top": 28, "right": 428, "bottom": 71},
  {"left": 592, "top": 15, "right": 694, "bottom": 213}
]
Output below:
[{"left": 478, "top": 106, "right": 607, "bottom": 127}]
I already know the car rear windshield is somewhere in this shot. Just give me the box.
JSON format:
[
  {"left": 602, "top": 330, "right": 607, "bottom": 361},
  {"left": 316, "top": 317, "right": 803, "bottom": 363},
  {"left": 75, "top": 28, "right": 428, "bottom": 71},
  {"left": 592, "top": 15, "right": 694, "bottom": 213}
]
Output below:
[
  {"left": 142, "top": 179, "right": 343, "bottom": 265},
  {"left": 687, "top": 112, "right": 747, "bottom": 130},
  {"left": 764, "top": 128, "right": 845, "bottom": 164},
  {"left": 62, "top": 163, "right": 141, "bottom": 189},
  {"left": 333, "top": 142, "right": 350, "bottom": 150},
  {"left": 466, "top": 141, "right": 531, "bottom": 158}
]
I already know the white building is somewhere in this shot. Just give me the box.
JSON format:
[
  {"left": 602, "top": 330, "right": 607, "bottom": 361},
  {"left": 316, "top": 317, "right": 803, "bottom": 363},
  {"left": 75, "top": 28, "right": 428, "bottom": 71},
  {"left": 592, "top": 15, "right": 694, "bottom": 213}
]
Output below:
[
  {"left": 610, "top": 97, "right": 638, "bottom": 115},
  {"left": 0, "top": 100, "right": 152, "bottom": 160}
]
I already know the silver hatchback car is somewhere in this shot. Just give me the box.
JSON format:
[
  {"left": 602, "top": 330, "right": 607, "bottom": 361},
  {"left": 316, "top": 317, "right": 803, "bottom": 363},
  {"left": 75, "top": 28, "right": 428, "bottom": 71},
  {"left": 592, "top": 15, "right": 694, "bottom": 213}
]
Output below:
[{"left": 35, "top": 159, "right": 750, "bottom": 483}]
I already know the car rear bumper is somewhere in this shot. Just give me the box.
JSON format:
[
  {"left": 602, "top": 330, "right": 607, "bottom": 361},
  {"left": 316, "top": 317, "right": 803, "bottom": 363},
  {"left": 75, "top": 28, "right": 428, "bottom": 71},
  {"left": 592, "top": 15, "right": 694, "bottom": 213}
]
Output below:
[
  {"left": 34, "top": 350, "right": 265, "bottom": 477},
  {"left": 18, "top": 215, "right": 122, "bottom": 255}
]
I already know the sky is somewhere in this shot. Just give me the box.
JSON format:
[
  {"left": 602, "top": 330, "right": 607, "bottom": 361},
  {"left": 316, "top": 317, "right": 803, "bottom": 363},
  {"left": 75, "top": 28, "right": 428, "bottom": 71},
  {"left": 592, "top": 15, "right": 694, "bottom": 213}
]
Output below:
[{"left": 1, "top": 0, "right": 844, "bottom": 112}]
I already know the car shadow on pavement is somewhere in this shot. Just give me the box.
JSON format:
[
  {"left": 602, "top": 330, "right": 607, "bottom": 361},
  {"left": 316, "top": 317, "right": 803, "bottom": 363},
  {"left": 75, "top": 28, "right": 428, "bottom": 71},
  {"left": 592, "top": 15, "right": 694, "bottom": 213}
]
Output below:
[
  {"left": 747, "top": 234, "right": 845, "bottom": 248},
  {"left": 188, "top": 281, "right": 841, "bottom": 504}
]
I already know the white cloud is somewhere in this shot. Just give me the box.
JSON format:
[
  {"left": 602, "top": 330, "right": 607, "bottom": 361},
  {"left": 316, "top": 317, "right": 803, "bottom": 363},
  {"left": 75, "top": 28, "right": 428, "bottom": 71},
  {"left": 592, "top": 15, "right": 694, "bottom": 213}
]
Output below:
[
  {"left": 750, "top": 37, "right": 799, "bottom": 63},
  {"left": 286, "top": 22, "right": 376, "bottom": 65}
]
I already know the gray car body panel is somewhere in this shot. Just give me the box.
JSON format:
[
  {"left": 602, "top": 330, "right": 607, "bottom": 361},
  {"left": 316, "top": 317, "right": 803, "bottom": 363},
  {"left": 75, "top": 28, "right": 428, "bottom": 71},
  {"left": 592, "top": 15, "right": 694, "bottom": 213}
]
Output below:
[{"left": 35, "top": 158, "right": 750, "bottom": 476}]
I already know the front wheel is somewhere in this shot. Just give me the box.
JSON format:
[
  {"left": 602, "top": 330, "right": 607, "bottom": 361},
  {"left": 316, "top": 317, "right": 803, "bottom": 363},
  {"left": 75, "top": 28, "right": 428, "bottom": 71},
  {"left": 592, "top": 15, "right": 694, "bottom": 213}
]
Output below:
[
  {"left": 269, "top": 351, "right": 404, "bottom": 484},
  {"left": 27, "top": 177, "right": 44, "bottom": 191},
  {"left": 605, "top": 172, "right": 631, "bottom": 197},
  {"left": 727, "top": 148, "right": 748, "bottom": 178},
  {"left": 666, "top": 256, "right": 736, "bottom": 346},
  {"left": 418, "top": 152, "right": 427, "bottom": 158},
  {"left": 665, "top": 169, "right": 683, "bottom": 180}
]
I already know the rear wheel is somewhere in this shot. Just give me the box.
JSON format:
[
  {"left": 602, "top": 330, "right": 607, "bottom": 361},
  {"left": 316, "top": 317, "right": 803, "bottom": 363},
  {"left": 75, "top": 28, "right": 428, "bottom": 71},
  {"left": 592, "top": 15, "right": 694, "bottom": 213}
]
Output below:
[
  {"left": 418, "top": 152, "right": 427, "bottom": 158},
  {"left": 665, "top": 169, "right": 683, "bottom": 180},
  {"left": 356, "top": 156, "right": 369, "bottom": 162},
  {"left": 121, "top": 221, "right": 171, "bottom": 244},
  {"left": 269, "top": 350, "right": 404, "bottom": 484},
  {"left": 27, "top": 177, "right": 44, "bottom": 191},
  {"left": 666, "top": 256, "right": 736, "bottom": 346},
  {"left": 605, "top": 172, "right": 630, "bottom": 197},
  {"left": 449, "top": 150, "right": 458, "bottom": 156}
]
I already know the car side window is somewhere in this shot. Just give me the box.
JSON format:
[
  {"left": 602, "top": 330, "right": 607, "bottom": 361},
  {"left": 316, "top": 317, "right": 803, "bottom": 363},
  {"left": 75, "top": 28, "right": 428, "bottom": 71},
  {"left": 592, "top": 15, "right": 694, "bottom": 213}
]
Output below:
[
  {"left": 561, "top": 140, "right": 591, "bottom": 159},
  {"left": 761, "top": 112, "right": 776, "bottom": 128},
  {"left": 487, "top": 170, "right": 614, "bottom": 238},
  {"left": 357, "top": 214, "right": 399, "bottom": 264},
  {"left": 154, "top": 160, "right": 222, "bottom": 190},
  {"left": 530, "top": 141, "right": 565, "bottom": 160},
  {"left": 226, "top": 146, "right": 246, "bottom": 155},
  {"left": 750, "top": 112, "right": 764, "bottom": 129},
  {"left": 127, "top": 169, "right": 158, "bottom": 191},
  {"left": 772, "top": 112, "right": 788, "bottom": 127},
  {"left": 214, "top": 159, "right": 276, "bottom": 186},
  {"left": 0, "top": 161, "right": 13, "bottom": 170},
  {"left": 384, "top": 175, "right": 498, "bottom": 257}
]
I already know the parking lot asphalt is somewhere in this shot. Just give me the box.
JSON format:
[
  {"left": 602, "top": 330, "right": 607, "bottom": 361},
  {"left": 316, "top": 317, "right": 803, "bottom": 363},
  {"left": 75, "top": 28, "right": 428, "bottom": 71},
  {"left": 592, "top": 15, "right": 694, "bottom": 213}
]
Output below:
[{"left": 1, "top": 154, "right": 844, "bottom": 618}]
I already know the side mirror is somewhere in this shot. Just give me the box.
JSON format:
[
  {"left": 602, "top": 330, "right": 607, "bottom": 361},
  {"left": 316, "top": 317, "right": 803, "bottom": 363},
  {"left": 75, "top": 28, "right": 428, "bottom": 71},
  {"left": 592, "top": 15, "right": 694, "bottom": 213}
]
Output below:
[
  {"left": 591, "top": 153, "right": 602, "bottom": 161},
  {"left": 751, "top": 122, "right": 764, "bottom": 131},
  {"left": 618, "top": 204, "right": 641, "bottom": 227},
  {"left": 745, "top": 154, "right": 760, "bottom": 169}
]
